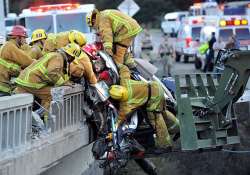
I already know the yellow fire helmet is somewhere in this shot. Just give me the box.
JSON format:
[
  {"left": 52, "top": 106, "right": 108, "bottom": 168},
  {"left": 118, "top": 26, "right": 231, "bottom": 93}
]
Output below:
[
  {"left": 109, "top": 85, "right": 128, "bottom": 101},
  {"left": 62, "top": 43, "right": 82, "bottom": 59},
  {"left": 31, "top": 29, "right": 47, "bottom": 43},
  {"left": 86, "top": 9, "right": 99, "bottom": 27},
  {"left": 68, "top": 30, "right": 87, "bottom": 47}
]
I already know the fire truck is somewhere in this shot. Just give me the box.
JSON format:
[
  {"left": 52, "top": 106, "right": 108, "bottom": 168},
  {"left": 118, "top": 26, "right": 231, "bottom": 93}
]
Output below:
[{"left": 18, "top": 3, "right": 95, "bottom": 42}]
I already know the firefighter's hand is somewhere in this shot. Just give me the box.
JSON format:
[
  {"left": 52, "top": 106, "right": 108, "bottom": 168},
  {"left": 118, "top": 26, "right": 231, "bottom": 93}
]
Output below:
[{"left": 105, "top": 47, "right": 113, "bottom": 56}]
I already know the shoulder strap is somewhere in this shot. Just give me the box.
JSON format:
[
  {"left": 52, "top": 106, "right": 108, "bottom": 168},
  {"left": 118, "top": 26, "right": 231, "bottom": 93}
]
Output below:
[
  {"left": 144, "top": 83, "right": 151, "bottom": 107},
  {"left": 57, "top": 49, "right": 68, "bottom": 74}
]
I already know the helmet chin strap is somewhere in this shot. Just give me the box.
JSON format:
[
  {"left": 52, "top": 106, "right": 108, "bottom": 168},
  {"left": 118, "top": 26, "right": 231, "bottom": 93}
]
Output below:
[
  {"left": 58, "top": 49, "right": 69, "bottom": 62},
  {"left": 37, "top": 40, "right": 44, "bottom": 49}
]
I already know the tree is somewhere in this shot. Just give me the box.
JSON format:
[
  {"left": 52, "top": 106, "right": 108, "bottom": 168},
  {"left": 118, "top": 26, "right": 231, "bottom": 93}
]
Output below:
[{"left": 8, "top": 0, "right": 235, "bottom": 25}]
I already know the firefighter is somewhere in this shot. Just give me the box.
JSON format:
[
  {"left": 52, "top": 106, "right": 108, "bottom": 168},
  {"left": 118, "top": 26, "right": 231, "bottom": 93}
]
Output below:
[
  {"left": 43, "top": 30, "right": 87, "bottom": 53},
  {"left": 14, "top": 43, "right": 81, "bottom": 113},
  {"left": 27, "top": 29, "right": 48, "bottom": 60},
  {"left": 69, "top": 49, "right": 98, "bottom": 85},
  {"left": 86, "top": 9, "right": 142, "bottom": 68},
  {"left": 0, "top": 25, "right": 34, "bottom": 96},
  {"left": 109, "top": 64, "right": 179, "bottom": 149}
]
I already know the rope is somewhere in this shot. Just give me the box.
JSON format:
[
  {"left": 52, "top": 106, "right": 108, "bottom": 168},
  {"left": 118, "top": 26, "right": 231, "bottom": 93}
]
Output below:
[{"left": 34, "top": 100, "right": 50, "bottom": 114}]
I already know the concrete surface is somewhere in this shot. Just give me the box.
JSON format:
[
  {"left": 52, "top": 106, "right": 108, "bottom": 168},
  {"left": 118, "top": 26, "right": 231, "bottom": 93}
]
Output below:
[
  {"left": 42, "top": 143, "right": 102, "bottom": 175},
  {"left": 0, "top": 93, "right": 33, "bottom": 110},
  {"left": 0, "top": 124, "right": 91, "bottom": 175}
]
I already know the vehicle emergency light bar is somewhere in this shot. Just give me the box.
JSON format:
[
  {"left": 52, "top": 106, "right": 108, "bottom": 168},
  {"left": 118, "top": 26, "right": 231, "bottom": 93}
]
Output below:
[
  {"left": 193, "top": 3, "right": 202, "bottom": 8},
  {"left": 30, "top": 3, "right": 80, "bottom": 12},
  {"left": 192, "top": 19, "right": 203, "bottom": 24},
  {"left": 219, "top": 19, "right": 248, "bottom": 27}
]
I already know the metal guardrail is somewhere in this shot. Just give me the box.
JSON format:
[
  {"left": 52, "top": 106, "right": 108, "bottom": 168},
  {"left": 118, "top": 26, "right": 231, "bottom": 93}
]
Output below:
[
  {"left": 50, "top": 85, "right": 85, "bottom": 133},
  {"left": 0, "top": 94, "right": 33, "bottom": 154}
]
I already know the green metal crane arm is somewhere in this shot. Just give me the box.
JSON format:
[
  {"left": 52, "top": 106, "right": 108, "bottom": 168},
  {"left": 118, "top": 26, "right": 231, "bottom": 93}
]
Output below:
[
  {"left": 213, "top": 50, "right": 250, "bottom": 114},
  {"left": 174, "top": 50, "right": 250, "bottom": 151}
]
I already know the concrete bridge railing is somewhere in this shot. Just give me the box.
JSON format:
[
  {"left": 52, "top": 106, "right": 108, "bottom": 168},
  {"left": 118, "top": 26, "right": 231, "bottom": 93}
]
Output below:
[{"left": 0, "top": 84, "right": 94, "bottom": 175}]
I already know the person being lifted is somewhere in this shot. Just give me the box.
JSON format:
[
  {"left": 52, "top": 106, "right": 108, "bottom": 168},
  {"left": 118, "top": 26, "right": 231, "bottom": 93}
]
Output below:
[
  {"left": 14, "top": 43, "right": 82, "bottom": 114},
  {"left": 43, "top": 30, "right": 87, "bottom": 53},
  {"left": 0, "top": 25, "right": 34, "bottom": 96},
  {"left": 109, "top": 64, "right": 180, "bottom": 150},
  {"left": 86, "top": 9, "right": 142, "bottom": 69}
]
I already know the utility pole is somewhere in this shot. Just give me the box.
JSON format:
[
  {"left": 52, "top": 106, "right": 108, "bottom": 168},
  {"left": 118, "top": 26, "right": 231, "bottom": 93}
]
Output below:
[{"left": 0, "top": 0, "right": 6, "bottom": 37}]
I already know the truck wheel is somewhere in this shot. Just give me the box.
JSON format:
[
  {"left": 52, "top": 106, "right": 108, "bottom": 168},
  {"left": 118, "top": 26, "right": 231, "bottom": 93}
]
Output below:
[
  {"left": 184, "top": 55, "right": 189, "bottom": 63},
  {"left": 176, "top": 53, "right": 181, "bottom": 62}
]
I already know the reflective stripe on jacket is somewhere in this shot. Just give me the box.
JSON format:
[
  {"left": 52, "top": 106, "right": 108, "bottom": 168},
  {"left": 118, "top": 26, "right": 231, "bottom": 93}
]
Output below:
[
  {"left": 0, "top": 84, "right": 11, "bottom": 93},
  {"left": 0, "top": 57, "right": 20, "bottom": 72},
  {"left": 0, "top": 58, "right": 20, "bottom": 92},
  {"left": 198, "top": 43, "right": 209, "bottom": 55},
  {"left": 118, "top": 64, "right": 164, "bottom": 121},
  {"left": 0, "top": 39, "right": 34, "bottom": 93},
  {"left": 96, "top": 10, "right": 142, "bottom": 49},
  {"left": 15, "top": 52, "right": 67, "bottom": 89}
]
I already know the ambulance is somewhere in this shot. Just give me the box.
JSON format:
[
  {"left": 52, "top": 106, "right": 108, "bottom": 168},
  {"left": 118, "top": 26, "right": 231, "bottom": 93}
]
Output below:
[
  {"left": 195, "top": 15, "right": 250, "bottom": 70},
  {"left": 216, "top": 16, "right": 250, "bottom": 50},
  {"left": 18, "top": 3, "right": 95, "bottom": 42},
  {"left": 175, "top": 16, "right": 204, "bottom": 62},
  {"left": 161, "top": 11, "right": 188, "bottom": 37}
]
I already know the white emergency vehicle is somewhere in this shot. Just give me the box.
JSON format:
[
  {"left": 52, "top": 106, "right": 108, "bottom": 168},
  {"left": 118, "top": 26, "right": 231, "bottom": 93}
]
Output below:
[
  {"left": 217, "top": 16, "right": 250, "bottom": 50},
  {"left": 223, "top": 1, "right": 250, "bottom": 16},
  {"left": 189, "top": 2, "right": 221, "bottom": 16},
  {"left": 195, "top": 15, "right": 250, "bottom": 70},
  {"left": 5, "top": 13, "right": 19, "bottom": 36},
  {"left": 19, "top": 3, "right": 95, "bottom": 42},
  {"left": 161, "top": 11, "right": 188, "bottom": 37},
  {"left": 175, "top": 16, "right": 203, "bottom": 62}
]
